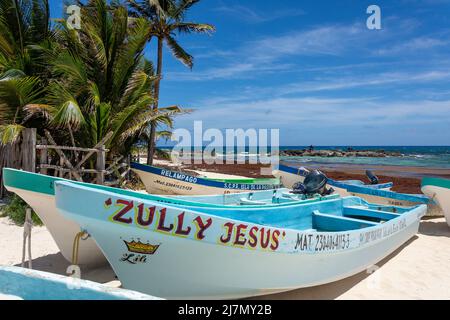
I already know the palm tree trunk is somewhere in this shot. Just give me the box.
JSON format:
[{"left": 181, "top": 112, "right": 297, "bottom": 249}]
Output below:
[{"left": 147, "top": 36, "right": 164, "bottom": 165}]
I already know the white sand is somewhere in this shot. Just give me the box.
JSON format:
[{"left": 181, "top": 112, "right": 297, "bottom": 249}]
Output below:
[
  {"left": 0, "top": 217, "right": 116, "bottom": 284},
  {"left": 1, "top": 216, "right": 449, "bottom": 299}
]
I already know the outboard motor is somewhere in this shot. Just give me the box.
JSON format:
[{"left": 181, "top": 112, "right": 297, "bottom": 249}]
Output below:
[
  {"left": 366, "top": 170, "right": 379, "bottom": 185},
  {"left": 291, "top": 181, "right": 307, "bottom": 195},
  {"left": 291, "top": 170, "right": 333, "bottom": 196}
]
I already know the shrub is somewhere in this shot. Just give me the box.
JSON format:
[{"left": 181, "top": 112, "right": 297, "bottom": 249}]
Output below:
[{"left": 0, "top": 194, "right": 42, "bottom": 226}]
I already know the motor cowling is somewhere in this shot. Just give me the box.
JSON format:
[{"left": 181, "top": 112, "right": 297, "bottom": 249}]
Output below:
[
  {"left": 366, "top": 170, "right": 379, "bottom": 185},
  {"left": 291, "top": 170, "right": 333, "bottom": 196}
]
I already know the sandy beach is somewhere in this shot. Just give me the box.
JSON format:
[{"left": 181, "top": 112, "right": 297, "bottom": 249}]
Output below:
[{"left": 1, "top": 213, "right": 449, "bottom": 299}]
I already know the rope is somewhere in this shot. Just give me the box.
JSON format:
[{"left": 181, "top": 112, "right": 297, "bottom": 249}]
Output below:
[
  {"left": 66, "top": 231, "right": 89, "bottom": 281},
  {"left": 71, "top": 231, "right": 89, "bottom": 266},
  {"left": 21, "top": 208, "right": 33, "bottom": 269}
]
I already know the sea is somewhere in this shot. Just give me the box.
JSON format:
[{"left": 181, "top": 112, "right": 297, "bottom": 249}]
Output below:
[
  {"left": 157, "top": 146, "right": 450, "bottom": 169},
  {"left": 278, "top": 146, "right": 450, "bottom": 169}
]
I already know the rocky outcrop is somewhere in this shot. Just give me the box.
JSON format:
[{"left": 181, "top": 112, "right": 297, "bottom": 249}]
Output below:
[{"left": 280, "top": 149, "right": 402, "bottom": 158}]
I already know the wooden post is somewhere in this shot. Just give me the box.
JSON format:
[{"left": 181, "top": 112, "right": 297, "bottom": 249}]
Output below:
[
  {"left": 96, "top": 145, "right": 105, "bottom": 184},
  {"left": 39, "top": 138, "right": 48, "bottom": 175},
  {"left": 60, "top": 157, "right": 65, "bottom": 178},
  {"left": 21, "top": 128, "right": 36, "bottom": 173}
]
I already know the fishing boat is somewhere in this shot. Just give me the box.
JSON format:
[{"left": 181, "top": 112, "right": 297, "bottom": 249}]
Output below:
[
  {"left": 273, "top": 164, "right": 441, "bottom": 216},
  {"left": 2, "top": 168, "right": 335, "bottom": 265},
  {"left": 273, "top": 164, "right": 393, "bottom": 195},
  {"left": 0, "top": 266, "right": 160, "bottom": 300},
  {"left": 131, "top": 162, "right": 281, "bottom": 195},
  {"left": 421, "top": 177, "right": 450, "bottom": 226},
  {"left": 54, "top": 180, "right": 426, "bottom": 299}
]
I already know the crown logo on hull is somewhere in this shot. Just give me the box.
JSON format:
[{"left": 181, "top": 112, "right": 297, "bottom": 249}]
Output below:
[{"left": 123, "top": 240, "right": 160, "bottom": 255}]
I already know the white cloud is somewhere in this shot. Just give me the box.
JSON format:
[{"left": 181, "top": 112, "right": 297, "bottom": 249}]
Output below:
[
  {"left": 176, "top": 96, "right": 450, "bottom": 132},
  {"left": 166, "top": 62, "right": 294, "bottom": 81},
  {"left": 213, "top": 4, "right": 305, "bottom": 24},
  {"left": 375, "top": 37, "right": 449, "bottom": 56},
  {"left": 280, "top": 70, "right": 450, "bottom": 94}
]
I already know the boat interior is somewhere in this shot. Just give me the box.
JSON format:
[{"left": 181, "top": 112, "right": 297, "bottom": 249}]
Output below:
[
  {"left": 5, "top": 169, "right": 415, "bottom": 233},
  {"left": 174, "top": 188, "right": 337, "bottom": 206},
  {"left": 178, "top": 197, "right": 413, "bottom": 232}
]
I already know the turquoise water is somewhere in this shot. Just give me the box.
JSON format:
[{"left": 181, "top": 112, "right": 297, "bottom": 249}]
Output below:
[
  {"left": 280, "top": 146, "right": 450, "bottom": 169},
  {"left": 157, "top": 146, "right": 450, "bottom": 169}
]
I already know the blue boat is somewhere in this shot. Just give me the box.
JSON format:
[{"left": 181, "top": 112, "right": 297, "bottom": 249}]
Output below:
[
  {"left": 54, "top": 180, "right": 426, "bottom": 299},
  {"left": 0, "top": 266, "right": 161, "bottom": 300},
  {"left": 273, "top": 164, "right": 441, "bottom": 216}
]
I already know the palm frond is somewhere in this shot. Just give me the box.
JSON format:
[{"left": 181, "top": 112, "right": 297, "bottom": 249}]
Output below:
[
  {"left": 171, "top": 22, "right": 215, "bottom": 34},
  {"left": 23, "top": 103, "right": 54, "bottom": 121},
  {"left": 51, "top": 99, "right": 85, "bottom": 130},
  {"left": 165, "top": 35, "right": 193, "bottom": 68},
  {"left": 0, "top": 123, "right": 25, "bottom": 144},
  {"left": 0, "top": 69, "right": 26, "bottom": 81},
  {"left": 0, "top": 76, "right": 43, "bottom": 124}
]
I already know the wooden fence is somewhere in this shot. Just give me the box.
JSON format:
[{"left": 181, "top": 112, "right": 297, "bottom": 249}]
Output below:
[{"left": 0, "top": 128, "right": 130, "bottom": 199}]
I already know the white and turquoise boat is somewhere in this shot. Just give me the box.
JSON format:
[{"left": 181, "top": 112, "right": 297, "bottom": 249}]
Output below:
[
  {"left": 2, "top": 168, "right": 335, "bottom": 266},
  {"left": 54, "top": 180, "right": 426, "bottom": 299},
  {"left": 273, "top": 164, "right": 441, "bottom": 216},
  {"left": 422, "top": 177, "right": 450, "bottom": 226},
  {"left": 131, "top": 162, "right": 281, "bottom": 195},
  {"left": 0, "top": 266, "right": 160, "bottom": 300}
]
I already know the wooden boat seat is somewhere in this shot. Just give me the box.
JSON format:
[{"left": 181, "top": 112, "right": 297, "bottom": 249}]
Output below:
[
  {"left": 313, "top": 211, "right": 379, "bottom": 232},
  {"left": 343, "top": 206, "right": 401, "bottom": 222}
]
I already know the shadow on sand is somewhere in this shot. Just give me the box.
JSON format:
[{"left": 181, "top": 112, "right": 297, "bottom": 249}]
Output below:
[
  {"left": 419, "top": 218, "right": 450, "bottom": 237},
  {"left": 14, "top": 253, "right": 116, "bottom": 284},
  {"left": 252, "top": 236, "right": 419, "bottom": 300}
]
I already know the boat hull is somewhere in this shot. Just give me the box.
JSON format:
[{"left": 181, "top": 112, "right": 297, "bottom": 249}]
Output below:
[
  {"left": 422, "top": 178, "right": 450, "bottom": 226},
  {"left": 55, "top": 181, "right": 426, "bottom": 299},
  {"left": 0, "top": 266, "right": 160, "bottom": 300},
  {"left": 5, "top": 187, "right": 107, "bottom": 266},
  {"left": 346, "top": 190, "right": 442, "bottom": 217},
  {"left": 274, "top": 167, "right": 441, "bottom": 216},
  {"left": 132, "top": 163, "right": 279, "bottom": 196}
]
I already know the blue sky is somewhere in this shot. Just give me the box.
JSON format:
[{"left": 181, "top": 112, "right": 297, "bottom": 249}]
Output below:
[{"left": 50, "top": 0, "right": 450, "bottom": 146}]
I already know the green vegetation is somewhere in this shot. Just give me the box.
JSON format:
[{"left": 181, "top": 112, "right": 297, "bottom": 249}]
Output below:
[
  {"left": 0, "top": 194, "right": 42, "bottom": 226},
  {"left": 128, "top": 0, "right": 215, "bottom": 164},
  {"left": 0, "top": 0, "right": 214, "bottom": 159}
]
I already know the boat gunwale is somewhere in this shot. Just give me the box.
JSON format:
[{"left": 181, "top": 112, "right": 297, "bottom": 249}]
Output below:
[
  {"left": 2, "top": 168, "right": 337, "bottom": 209},
  {"left": 131, "top": 162, "right": 281, "bottom": 190},
  {"left": 422, "top": 177, "right": 450, "bottom": 190},
  {"left": 54, "top": 180, "right": 427, "bottom": 256}
]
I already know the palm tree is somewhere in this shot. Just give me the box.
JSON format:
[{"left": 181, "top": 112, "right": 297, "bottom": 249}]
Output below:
[
  {"left": 127, "top": 0, "right": 214, "bottom": 165},
  {"left": 0, "top": 0, "right": 52, "bottom": 143},
  {"left": 26, "top": 0, "right": 184, "bottom": 157}
]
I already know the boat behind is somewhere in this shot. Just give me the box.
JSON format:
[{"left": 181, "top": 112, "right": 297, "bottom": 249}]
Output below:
[
  {"left": 131, "top": 162, "right": 280, "bottom": 195},
  {"left": 0, "top": 266, "right": 161, "bottom": 300},
  {"left": 274, "top": 164, "right": 441, "bottom": 216},
  {"left": 55, "top": 180, "right": 426, "bottom": 299},
  {"left": 422, "top": 177, "right": 450, "bottom": 226}
]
